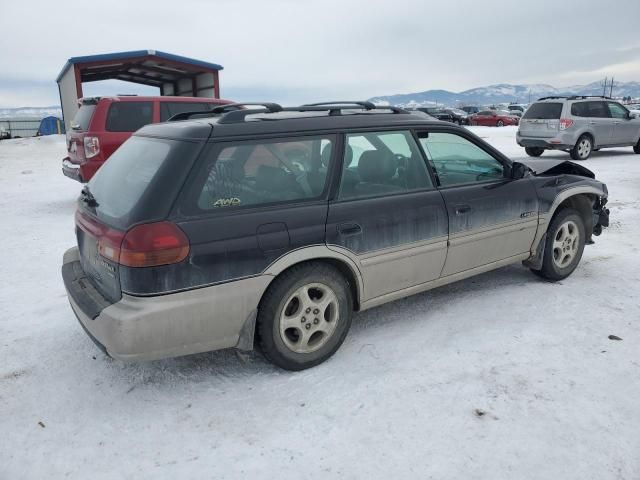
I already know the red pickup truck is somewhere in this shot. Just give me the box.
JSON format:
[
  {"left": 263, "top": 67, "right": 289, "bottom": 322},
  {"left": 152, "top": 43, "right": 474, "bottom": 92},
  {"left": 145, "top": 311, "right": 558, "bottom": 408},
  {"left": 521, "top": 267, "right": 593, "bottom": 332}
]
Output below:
[{"left": 62, "top": 96, "right": 234, "bottom": 182}]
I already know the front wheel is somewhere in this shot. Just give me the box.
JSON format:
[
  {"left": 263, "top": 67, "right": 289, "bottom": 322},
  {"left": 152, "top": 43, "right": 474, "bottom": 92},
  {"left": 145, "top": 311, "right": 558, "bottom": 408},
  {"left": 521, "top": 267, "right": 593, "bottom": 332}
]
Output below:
[
  {"left": 525, "top": 147, "right": 544, "bottom": 157},
  {"left": 257, "top": 263, "right": 353, "bottom": 370},
  {"left": 634, "top": 139, "right": 640, "bottom": 154},
  {"left": 531, "top": 208, "right": 586, "bottom": 281},
  {"left": 570, "top": 134, "right": 592, "bottom": 160}
]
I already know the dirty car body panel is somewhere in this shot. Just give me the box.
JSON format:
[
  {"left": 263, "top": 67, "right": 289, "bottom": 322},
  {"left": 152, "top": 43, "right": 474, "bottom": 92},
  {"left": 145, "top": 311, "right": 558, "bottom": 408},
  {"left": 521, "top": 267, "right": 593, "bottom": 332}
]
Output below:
[{"left": 61, "top": 105, "right": 609, "bottom": 362}]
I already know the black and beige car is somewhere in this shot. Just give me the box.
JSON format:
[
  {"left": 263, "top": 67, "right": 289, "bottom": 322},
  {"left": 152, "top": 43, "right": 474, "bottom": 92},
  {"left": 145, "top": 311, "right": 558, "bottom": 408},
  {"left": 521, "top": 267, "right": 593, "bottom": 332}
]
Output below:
[{"left": 62, "top": 101, "right": 610, "bottom": 370}]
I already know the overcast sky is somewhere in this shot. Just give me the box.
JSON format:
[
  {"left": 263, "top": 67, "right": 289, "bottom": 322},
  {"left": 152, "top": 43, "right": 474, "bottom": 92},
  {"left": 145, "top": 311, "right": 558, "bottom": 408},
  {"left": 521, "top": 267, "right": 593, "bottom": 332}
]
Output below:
[{"left": 1, "top": 0, "right": 639, "bottom": 107}]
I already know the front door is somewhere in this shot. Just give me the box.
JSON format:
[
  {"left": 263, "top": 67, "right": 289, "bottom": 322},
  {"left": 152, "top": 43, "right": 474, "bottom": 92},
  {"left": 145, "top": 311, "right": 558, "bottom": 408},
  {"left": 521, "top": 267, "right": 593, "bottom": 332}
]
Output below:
[
  {"left": 607, "top": 102, "right": 639, "bottom": 145},
  {"left": 326, "top": 130, "right": 448, "bottom": 301},
  {"left": 417, "top": 129, "right": 539, "bottom": 276}
]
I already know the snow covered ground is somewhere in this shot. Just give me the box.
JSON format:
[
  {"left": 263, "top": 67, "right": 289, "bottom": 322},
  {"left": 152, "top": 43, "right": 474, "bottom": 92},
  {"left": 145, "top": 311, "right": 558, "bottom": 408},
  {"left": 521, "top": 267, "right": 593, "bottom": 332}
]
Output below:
[{"left": 1, "top": 128, "right": 639, "bottom": 479}]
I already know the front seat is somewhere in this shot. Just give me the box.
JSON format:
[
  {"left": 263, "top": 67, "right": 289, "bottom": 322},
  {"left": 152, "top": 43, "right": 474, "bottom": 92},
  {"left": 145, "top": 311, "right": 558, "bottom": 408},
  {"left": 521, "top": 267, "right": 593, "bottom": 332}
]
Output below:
[{"left": 354, "top": 150, "right": 402, "bottom": 197}]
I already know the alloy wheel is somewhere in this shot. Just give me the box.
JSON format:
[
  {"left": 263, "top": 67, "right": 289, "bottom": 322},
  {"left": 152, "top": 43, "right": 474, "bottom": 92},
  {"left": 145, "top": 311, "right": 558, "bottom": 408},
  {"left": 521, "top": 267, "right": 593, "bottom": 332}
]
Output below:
[{"left": 552, "top": 220, "right": 580, "bottom": 268}]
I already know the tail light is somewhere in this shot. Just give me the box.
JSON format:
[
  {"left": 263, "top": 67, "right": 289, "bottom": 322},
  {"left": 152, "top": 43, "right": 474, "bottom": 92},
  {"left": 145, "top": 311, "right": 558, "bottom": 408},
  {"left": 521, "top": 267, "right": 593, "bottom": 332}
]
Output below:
[
  {"left": 76, "top": 211, "right": 189, "bottom": 268},
  {"left": 84, "top": 136, "right": 100, "bottom": 158},
  {"left": 559, "top": 118, "right": 574, "bottom": 130},
  {"left": 118, "top": 222, "right": 190, "bottom": 268}
]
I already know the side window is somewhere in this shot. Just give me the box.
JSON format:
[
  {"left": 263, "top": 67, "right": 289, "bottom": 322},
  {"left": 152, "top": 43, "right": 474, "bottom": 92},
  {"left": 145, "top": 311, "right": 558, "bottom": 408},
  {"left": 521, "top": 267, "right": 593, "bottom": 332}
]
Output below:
[
  {"left": 607, "top": 102, "right": 628, "bottom": 119},
  {"left": 338, "top": 130, "right": 433, "bottom": 200},
  {"left": 105, "top": 102, "right": 153, "bottom": 132},
  {"left": 160, "top": 102, "right": 210, "bottom": 122},
  {"left": 571, "top": 102, "right": 587, "bottom": 117},
  {"left": 192, "top": 136, "right": 333, "bottom": 210},
  {"left": 418, "top": 132, "right": 505, "bottom": 187},
  {"left": 586, "top": 101, "right": 610, "bottom": 118}
]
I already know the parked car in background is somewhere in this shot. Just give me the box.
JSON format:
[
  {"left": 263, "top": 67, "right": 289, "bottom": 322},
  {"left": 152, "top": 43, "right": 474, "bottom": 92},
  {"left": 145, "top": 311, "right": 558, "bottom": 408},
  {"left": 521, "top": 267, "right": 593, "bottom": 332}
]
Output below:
[
  {"left": 461, "top": 106, "right": 480, "bottom": 115},
  {"left": 412, "top": 107, "right": 455, "bottom": 123},
  {"left": 508, "top": 104, "right": 527, "bottom": 116},
  {"left": 62, "top": 101, "right": 609, "bottom": 370},
  {"left": 517, "top": 96, "right": 640, "bottom": 160},
  {"left": 627, "top": 103, "right": 640, "bottom": 115},
  {"left": 62, "top": 95, "right": 235, "bottom": 182},
  {"left": 469, "top": 110, "right": 519, "bottom": 127},
  {"left": 442, "top": 108, "right": 469, "bottom": 125}
]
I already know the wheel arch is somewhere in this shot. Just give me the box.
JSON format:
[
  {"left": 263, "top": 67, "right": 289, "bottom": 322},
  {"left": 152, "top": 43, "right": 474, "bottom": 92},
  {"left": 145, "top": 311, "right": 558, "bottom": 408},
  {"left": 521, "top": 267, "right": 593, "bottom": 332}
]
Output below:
[{"left": 262, "top": 246, "right": 364, "bottom": 311}]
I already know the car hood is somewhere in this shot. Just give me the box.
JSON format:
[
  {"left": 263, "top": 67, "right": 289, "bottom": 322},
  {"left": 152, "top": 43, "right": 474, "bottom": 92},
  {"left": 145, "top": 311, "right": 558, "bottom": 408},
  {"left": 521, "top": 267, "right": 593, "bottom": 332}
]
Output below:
[{"left": 518, "top": 158, "right": 595, "bottom": 179}]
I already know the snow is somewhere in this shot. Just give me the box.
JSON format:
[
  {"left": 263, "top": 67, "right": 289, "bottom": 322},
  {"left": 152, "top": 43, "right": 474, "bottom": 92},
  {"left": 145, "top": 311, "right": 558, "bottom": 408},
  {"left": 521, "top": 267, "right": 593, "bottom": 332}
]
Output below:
[{"left": 1, "top": 129, "right": 639, "bottom": 479}]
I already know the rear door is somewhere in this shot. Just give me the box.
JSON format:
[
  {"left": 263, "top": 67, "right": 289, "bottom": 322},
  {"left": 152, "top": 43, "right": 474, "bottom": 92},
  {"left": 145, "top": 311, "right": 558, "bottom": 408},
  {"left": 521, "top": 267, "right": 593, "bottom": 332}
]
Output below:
[
  {"left": 519, "top": 102, "right": 562, "bottom": 138},
  {"left": 326, "top": 130, "right": 448, "bottom": 300},
  {"left": 175, "top": 134, "right": 336, "bottom": 290},
  {"left": 607, "top": 102, "right": 640, "bottom": 145},
  {"left": 100, "top": 101, "right": 155, "bottom": 160},
  {"left": 580, "top": 101, "right": 613, "bottom": 146},
  {"left": 418, "top": 129, "right": 538, "bottom": 276}
]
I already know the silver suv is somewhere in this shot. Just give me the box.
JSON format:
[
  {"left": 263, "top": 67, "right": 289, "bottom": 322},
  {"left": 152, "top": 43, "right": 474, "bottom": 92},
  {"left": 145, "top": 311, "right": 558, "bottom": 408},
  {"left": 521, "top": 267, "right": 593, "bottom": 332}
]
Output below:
[{"left": 517, "top": 96, "right": 640, "bottom": 160}]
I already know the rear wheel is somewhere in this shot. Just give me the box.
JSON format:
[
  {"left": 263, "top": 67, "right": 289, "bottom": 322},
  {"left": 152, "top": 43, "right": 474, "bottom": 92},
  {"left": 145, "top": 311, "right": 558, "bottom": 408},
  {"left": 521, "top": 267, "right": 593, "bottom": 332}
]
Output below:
[
  {"left": 570, "top": 134, "right": 592, "bottom": 160},
  {"left": 525, "top": 147, "right": 544, "bottom": 157},
  {"left": 496, "top": 120, "right": 504, "bottom": 127},
  {"left": 634, "top": 139, "right": 640, "bottom": 154},
  {"left": 531, "top": 208, "right": 586, "bottom": 281},
  {"left": 257, "top": 263, "right": 353, "bottom": 371}
]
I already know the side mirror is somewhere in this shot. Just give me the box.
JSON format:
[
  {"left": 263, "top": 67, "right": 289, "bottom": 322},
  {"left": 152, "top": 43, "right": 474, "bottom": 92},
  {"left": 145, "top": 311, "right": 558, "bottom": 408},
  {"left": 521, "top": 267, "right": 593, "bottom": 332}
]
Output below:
[{"left": 511, "top": 162, "right": 529, "bottom": 180}]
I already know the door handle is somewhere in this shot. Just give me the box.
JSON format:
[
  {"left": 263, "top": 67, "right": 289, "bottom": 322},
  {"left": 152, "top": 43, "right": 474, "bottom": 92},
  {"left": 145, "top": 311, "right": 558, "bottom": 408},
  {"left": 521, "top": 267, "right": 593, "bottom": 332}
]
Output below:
[
  {"left": 613, "top": 121, "right": 620, "bottom": 125},
  {"left": 455, "top": 205, "right": 472, "bottom": 215},
  {"left": 337, "top": 223, "right": 362, "bottom": 236},
  {"left": 589, "top": 121, "right": 596, "bottom": 125}
]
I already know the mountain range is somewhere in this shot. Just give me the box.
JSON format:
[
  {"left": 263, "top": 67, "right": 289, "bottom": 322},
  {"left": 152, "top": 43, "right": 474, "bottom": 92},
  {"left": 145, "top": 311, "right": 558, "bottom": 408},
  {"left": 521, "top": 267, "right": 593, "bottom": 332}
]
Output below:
[
  {"left": 369, "top": 81, "right": 640, "bottom": 107},
  {"left": 0, "top": 106, "right": 62, "bottom": 119}
]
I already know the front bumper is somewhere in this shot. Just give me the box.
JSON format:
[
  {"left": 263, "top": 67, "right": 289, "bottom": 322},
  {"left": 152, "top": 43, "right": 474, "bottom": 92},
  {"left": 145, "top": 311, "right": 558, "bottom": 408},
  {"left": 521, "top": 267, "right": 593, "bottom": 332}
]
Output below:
[{"left": 62, "top": 247, "right": 270, "bottom": 361}]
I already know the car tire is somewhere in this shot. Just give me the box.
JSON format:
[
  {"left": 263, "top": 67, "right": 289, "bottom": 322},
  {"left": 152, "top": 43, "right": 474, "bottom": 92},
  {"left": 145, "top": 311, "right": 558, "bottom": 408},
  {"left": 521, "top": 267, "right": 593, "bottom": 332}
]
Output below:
[
  {"left": 634, "top": 139, "right": 640, "bottom": 154},
  {"left": 570, "top": 134, "right": 592, "bottom": 160},
  {"left": 525, "top": 147, "right": 544, "bottom": 157},
  {"left": 531, "top": 208, "right": 586, "bottom": 281},
  {"left": 257, "top": 262, "right": 353, "bottom": 371},
  {"left": 496, "top": 120, "right": 504, "bottom": 127}
]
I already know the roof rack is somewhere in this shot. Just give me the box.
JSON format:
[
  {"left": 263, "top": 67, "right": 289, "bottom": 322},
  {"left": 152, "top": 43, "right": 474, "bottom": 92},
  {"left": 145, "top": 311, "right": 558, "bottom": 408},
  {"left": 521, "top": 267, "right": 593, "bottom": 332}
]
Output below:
[
  {"left": 537, "top": 95, "right": 612, "bottom": 101},
  {"left": 167, "top": 101, "right": 410, "bottom": 123}
]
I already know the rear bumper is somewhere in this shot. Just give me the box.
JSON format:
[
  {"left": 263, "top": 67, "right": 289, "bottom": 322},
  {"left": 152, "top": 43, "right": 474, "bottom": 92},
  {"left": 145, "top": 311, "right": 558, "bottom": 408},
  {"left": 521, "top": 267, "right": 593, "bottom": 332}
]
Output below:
[
  {"left": 62, "top": 247, "right": 269, "bottom": 361},
  {"left": 62, "top": 158, "right": 83, "bottom": 182},
  {"left": 516, "top": 131, "right": 574, "bottom": 150}
]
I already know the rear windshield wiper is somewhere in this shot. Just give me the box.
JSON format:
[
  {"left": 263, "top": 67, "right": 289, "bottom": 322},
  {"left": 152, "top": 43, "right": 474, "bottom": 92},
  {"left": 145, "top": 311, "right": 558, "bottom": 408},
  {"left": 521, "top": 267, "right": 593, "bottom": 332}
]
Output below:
[{"left": 80, "top": 186, "right": 99, "bottom": 207}]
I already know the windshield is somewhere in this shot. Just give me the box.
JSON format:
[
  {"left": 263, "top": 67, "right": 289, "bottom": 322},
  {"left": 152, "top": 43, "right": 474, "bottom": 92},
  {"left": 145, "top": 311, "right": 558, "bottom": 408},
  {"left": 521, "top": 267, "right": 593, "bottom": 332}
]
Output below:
[
  {"left": 523, "top": 102, "right": 562, "bottom": 119},
  {"left": 71, "top": 104, "right": 96, "bottom": 131},
  {"left": 87, "top": 136, "right": 198, "bottom": 229}
]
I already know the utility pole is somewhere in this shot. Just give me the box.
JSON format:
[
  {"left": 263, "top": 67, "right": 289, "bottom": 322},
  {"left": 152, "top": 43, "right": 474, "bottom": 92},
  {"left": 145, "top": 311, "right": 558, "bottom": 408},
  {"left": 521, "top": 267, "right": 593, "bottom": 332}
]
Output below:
[
  {"left": 609, "top": 77, "right": 614, "bottom": 98},
  {"left": 602, "top": 77, "right": 608, "bottom": 96}
]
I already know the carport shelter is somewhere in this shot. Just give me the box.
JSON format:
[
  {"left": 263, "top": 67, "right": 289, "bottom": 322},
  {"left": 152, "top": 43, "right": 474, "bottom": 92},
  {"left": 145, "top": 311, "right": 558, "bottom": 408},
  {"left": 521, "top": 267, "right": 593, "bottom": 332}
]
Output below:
[{"left": 56, "top": 50, "right": 223, "bottom": 130}]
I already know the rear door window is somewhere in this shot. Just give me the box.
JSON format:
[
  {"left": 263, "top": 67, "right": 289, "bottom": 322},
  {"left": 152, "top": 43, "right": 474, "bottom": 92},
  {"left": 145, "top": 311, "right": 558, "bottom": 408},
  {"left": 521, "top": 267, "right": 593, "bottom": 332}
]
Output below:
[
  {"left": 338, "top": 130, "right": 433, "bottom": 200},
  {"left": 71, "top": 105, "right": 96, "bottom": 131},
  {"left": 188, "top": 135, "right": 335, "bottom": 211},
  {"left": 106, "top": 102, "right": 153, "bottom": 132},
  {"left": 523, "top": 103, "right": 562, "bottom": 119},
  {"left": 160, "top": 102, "right": 212, "bottom": 122}
]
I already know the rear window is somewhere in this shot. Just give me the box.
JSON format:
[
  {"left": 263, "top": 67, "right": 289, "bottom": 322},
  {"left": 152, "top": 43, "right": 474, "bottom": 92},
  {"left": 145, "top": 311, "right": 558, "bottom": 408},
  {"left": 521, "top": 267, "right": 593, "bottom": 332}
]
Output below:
[
  {"left": 106, "top": 102, "right": 153, "bottom": 132},
  {"left": 523, "top": 102, "right": 562, "bottom": 119},
  {"left": 71, "top": 105, "right": 96, "bottom": 131},
  {"left": 160, "top": 102, "right": 214, "bottom": 122},
  {"left": 87, "top": 136, "right": 198, "bottom": 229}
]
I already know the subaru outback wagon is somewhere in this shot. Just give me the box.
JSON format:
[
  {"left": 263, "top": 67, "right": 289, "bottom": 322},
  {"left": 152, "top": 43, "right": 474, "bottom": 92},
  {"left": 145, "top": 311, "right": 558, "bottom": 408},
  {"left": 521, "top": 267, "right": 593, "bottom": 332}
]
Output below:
[
  {"left": 62, "top": 101, "right": 610, "bottom": 370},
  {"left": 517, "top": 96, "right": 640, "bottom": 160}
]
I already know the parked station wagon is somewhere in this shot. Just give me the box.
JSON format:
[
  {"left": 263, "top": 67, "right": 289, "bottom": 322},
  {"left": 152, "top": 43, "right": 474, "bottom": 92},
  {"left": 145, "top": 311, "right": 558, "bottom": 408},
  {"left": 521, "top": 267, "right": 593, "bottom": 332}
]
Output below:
[{"left": 62, "top": 101, "right": 610, "bottom": 370}]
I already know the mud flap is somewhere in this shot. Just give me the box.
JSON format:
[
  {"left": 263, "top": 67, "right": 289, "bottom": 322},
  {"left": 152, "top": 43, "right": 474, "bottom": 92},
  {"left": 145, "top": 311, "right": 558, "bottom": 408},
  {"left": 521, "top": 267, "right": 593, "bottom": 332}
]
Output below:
[
  {"left": 235, "top": 309, "right": 257, "bottom": 351},
  {"left": 522, "top": 233, "right": 546, "bottom": 270}
]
